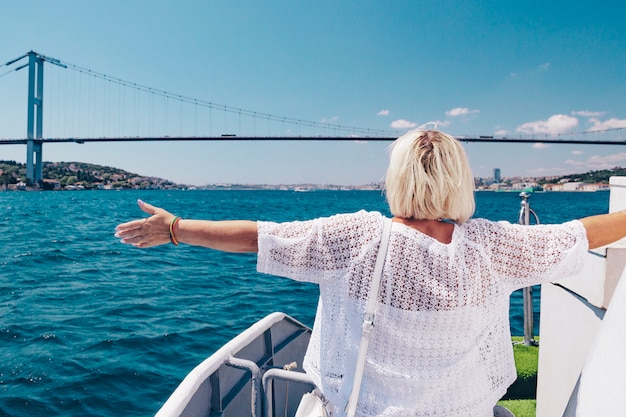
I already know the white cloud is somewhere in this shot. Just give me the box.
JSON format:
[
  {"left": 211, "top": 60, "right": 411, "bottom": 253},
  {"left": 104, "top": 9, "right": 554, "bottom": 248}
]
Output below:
[
  {"left": 532, "top": 143, "right": 550, "bottom": 149},
  {"left": 539, "top": 62, "right": 551, "bottom": 71},
  {"left": 446, "top": 107, "right": 479, "bottom": 117},
  {"left": 508, "top": 63, "right": 551, "bottom": 80},
  {"left": 390, "top": 119, "right": 418, "bottom": 129},
  {"left": 571, "top": 150, "right": 584, "bottom": 155},
  {"left": 588, "top": 117, "right": 626, "bottom": 132},
  {"left": 321, "top": 116, "right": 340, "bottom": 123},
  {"left": 494, "top": 129, "right": 508, "bottom": 136},
  {"left": 516, "top": 114, "right": 579, "bottom": 135},
  {"left": 564, "top": 152, "right": 626, "bottom": 171},
  {"left": 572, "top": 110, "right": 605, "bottom": 118},
  {"left": 421, "top": 120, "right": 450, "bottom": 129},
  {"left": 377, "top": 109, "right": 390, "bottom": 116}
]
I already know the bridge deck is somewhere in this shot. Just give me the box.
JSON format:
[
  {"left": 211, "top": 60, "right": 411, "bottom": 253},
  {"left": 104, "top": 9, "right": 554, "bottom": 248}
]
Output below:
[{"left": 1, "top": 136, "right": 625, "bottom": 145}]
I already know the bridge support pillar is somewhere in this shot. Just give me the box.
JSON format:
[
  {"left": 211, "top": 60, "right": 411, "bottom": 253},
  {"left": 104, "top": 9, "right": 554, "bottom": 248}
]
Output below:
[
  {"left": 26, "top": 140, "right": 43, "bottom": 183},
  {"left": 26, "top": 51, "right": 44, "bottom": 184}
]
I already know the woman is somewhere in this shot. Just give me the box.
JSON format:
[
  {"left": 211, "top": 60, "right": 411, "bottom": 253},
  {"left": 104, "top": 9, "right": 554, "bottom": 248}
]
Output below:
[{"left": 115, "top": 130, "right": 626, "bottom": 417}]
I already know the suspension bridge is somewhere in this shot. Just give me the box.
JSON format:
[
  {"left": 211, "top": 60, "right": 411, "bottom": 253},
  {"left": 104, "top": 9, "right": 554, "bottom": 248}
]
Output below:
[{"left": 2, "top": 51, "right": 625, "bottom": 183}]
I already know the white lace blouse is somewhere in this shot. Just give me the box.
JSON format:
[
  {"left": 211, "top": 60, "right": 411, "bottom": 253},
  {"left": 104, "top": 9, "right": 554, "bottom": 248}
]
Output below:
[{"left": 257, "top": 210, "right": 588, "bottom": 417}]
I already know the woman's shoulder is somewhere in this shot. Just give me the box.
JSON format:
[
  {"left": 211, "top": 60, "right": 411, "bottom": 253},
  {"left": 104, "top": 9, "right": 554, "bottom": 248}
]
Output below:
[
  {"left": 259, "top": 211, "right": 385, "bottom": 232},
  {"left": 328, "top": 210, "right": 385, "bottom": 222},
  {"left": 456, "top": 218, "right": 516, "bottom": 242},
  {"left": 318, "top": 211, "right": 387, "bottom": 240},
  {"left": 462, "top": 217, "right": 513, "bottom": 228},
  {"left": 324, "top": 210, "right": 386, "bottom": 230}
]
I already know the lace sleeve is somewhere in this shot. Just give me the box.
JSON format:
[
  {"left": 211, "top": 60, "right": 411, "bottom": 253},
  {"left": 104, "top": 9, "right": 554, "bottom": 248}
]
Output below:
[
  {"left": 256, "top": 211, "right": 383, "bottom": 283},
  {"left": 472, "top": 219, "right": 589, "bottom": 289}
]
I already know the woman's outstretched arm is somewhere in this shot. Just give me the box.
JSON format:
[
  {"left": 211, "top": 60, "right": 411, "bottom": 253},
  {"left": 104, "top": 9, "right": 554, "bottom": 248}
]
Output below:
[
  {"left": 580, "top": 210, "right": 626, "bottom": 250},
  {"left": 114, "top": 200, "right": 258, "bottom": 252}
]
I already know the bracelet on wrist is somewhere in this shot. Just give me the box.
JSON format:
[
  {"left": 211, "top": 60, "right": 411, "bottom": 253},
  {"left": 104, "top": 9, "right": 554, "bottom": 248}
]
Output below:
[{"left": 169, "top": 216, "right": 181, "bottom": 246}]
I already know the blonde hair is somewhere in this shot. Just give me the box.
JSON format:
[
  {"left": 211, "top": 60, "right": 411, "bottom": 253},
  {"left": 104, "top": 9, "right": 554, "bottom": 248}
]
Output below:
[{"left": 385, "top": 130, "right": 475, "bottom": 224}]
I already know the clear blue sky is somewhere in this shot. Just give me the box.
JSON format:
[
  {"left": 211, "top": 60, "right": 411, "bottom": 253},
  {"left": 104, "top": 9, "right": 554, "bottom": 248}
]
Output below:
[{"left": 1, "top": 0, "right": 625, "bottom": 185}]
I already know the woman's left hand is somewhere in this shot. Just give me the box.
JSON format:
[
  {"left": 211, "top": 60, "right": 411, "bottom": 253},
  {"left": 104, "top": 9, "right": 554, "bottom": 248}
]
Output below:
[{"left": 115, "top": 199, "right": 176, "bottom": 248}]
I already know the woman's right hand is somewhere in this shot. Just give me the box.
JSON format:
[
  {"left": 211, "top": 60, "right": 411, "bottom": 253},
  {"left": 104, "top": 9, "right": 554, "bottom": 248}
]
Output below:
[{"left": 114, "top": 199, "right": 176, "bottom": 248}]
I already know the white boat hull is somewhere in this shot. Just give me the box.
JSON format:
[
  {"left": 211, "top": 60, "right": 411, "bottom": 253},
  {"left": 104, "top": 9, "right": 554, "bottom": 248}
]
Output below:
[{"left": 156, "top": 312, "right": 314, "bottom": 417}]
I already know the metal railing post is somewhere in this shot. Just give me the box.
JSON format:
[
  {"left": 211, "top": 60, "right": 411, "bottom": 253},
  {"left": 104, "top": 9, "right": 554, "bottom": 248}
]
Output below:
[{"left": 519, "top": 192, "right": 539, "bottom": 346}]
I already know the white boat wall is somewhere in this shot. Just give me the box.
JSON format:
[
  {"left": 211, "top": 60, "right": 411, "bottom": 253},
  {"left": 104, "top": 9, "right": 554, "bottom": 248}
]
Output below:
[{"left": 155, "top": 312, "right": 315, "bottom": 417}]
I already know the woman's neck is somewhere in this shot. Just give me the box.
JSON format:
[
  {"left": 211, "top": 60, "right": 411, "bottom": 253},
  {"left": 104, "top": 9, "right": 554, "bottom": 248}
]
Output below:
[{"left": 392, "top": 217, "right": 455, "bottom": 244}]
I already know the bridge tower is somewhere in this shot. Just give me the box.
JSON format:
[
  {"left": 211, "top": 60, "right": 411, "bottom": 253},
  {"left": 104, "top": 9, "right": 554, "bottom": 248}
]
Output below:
[
  {"left": 26, "top": 51, "right": 44, "bottom": 183},
  {"left": 5, "top": 51, "right": 66, "bottom": 183}
]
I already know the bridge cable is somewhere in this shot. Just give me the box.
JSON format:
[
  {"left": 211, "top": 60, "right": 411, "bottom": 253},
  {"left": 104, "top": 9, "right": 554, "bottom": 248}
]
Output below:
[{"left": 55, "top": 58, "right": 400, "bottom": 138}]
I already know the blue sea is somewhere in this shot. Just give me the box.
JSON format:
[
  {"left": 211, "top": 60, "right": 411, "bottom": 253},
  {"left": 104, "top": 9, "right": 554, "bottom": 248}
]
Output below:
[{"left": 0, "top": 189, "right": 609, "bottom": 417}]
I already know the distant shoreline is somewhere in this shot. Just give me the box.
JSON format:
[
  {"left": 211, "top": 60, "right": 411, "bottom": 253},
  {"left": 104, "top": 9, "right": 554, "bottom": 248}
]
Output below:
[
  {"left": 1, "top": 160, "right": 624, "bottom": 192},
  {"left": 0, "top": 184, "right": 613, "bottom": 192}
]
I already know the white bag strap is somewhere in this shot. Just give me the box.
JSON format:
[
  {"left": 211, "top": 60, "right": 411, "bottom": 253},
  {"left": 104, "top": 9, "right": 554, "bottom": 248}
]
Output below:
[{"left": 345, "top": 217, "right": 393, "bottom": 417}]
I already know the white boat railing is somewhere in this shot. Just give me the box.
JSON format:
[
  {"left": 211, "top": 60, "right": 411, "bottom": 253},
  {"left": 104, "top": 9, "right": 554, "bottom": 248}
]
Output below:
[{"left": 518, "top": 191, "right": 540, "bottom": 346}]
